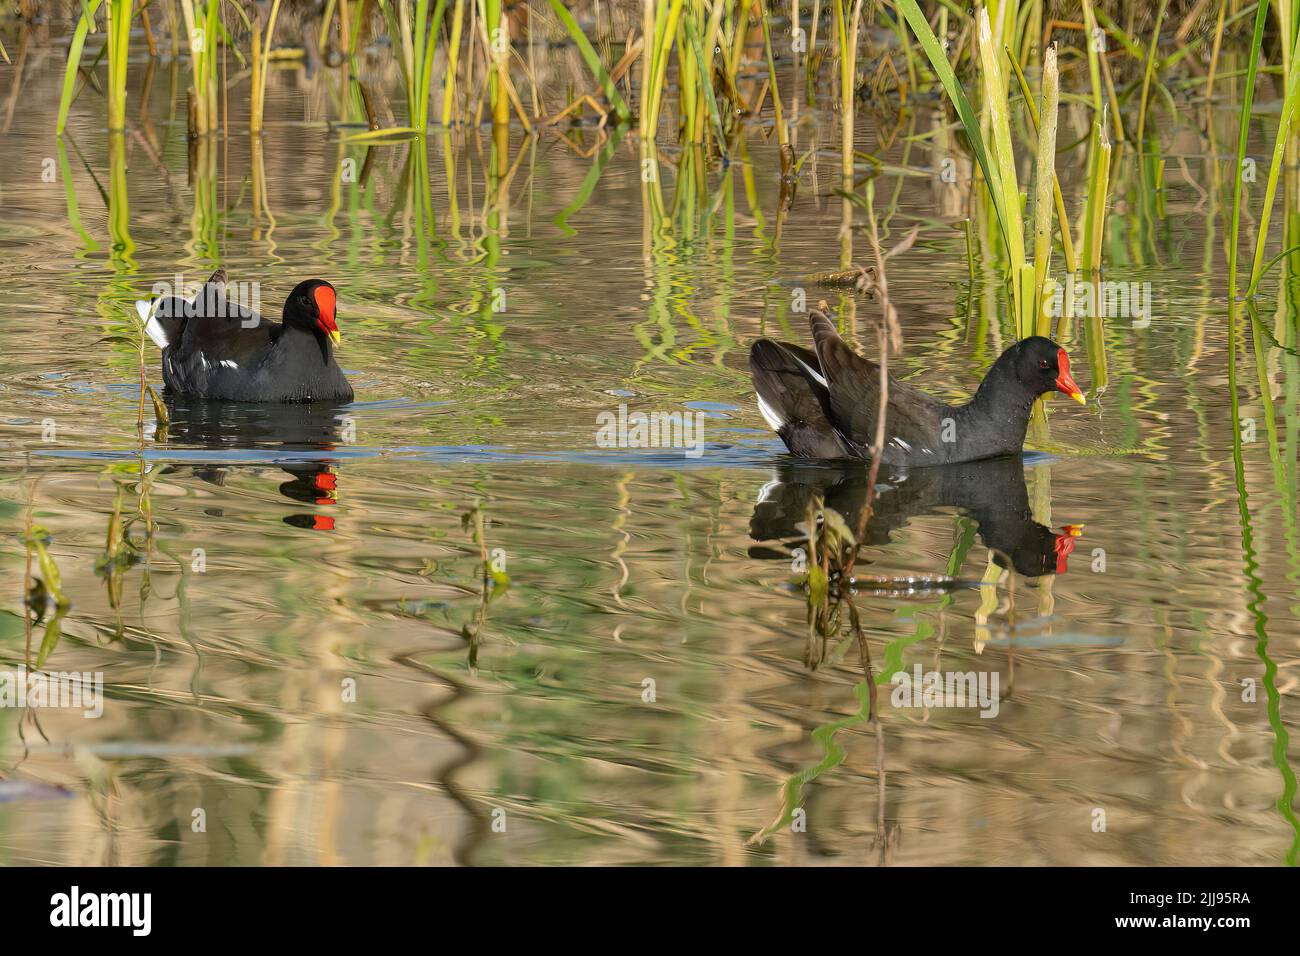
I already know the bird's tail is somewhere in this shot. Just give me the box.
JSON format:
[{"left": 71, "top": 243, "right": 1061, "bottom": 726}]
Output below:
[
  {"left": 136, "top": 268, "right": 228, "bottom": 349},
  {"left": 749, "top": 339, "right": 842, "bottom": 458}
]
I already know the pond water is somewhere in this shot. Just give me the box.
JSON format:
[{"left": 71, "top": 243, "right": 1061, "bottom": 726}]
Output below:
[{"left": 1, "top": 29, "right": 1298, "bottom": 866}]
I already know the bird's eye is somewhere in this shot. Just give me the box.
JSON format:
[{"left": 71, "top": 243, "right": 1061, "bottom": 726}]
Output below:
[
  {"left": 1038, "top": 358, "right": 1050, "bottom": 369},
  {"left": 301, "top": 293, "right": 312, "bottom": 307}
]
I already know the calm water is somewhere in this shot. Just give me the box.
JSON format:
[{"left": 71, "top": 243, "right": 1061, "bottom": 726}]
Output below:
[{"left": 2, "top": 30, "right": 1298, "bottom": 866}]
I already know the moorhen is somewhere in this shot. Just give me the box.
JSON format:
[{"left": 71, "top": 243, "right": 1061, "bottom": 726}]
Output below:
[
  {"left": 750, "top": 309, "right": 1085, "bottom": 464},
  {"left": 137, "top": 269, "right": 353, "bottom": 403}
]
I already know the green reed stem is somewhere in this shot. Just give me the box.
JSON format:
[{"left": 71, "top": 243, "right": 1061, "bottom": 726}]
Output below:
[
  {"left": 106, "top": 0, "right": 131, "bottom": 131},
  {"left": 834, "top": 0, "right": 861, "bottom": 185},
  {"left": 1134, "top": 0, "right": 1168, "bottom": 150},
  {"left": 56, "top": 0, "right": 105, "bottom": 135},
  {"left": 643, "top": 0, "right": 685, "bottom": 142},
  {"left": 976, "top": 7, "right": 1027, "bottom": 329},
  {"left": 251, "top": 0, "right": 283, "bottom": 136},
  {"left": 683, "top": 13, "right": 725, "bottom": 151},
  {"left": 1032, "top": 45, "right": 1059, "bottom": 337},
  {"left": 1005, "top": 44, "right": 1077, "bottom": 275},
  {"left": 964, "top": 217, "right": 976, "bottom": 282},
  {"left": 758, "top": 0, "right": 789, "bottom": 151},
  {"left": 443, "top": 0, "right": 465, "bottom": 123},
  {"left": 484, "top": 0, "right": 508, "bottom": 131},
  {"left": 1247, "top": 24, "right": 1300, "bottom": 295},
  {"left": 1080, "top": 120, "right": 1112, "bottom": 274},
  {"left": 1229, "top": 0, "right": 1272, "bottom": 305},
  {"left": 1081, "top": 0, "right": 1104, "bottom": 116},
  {"left": 178, "top": 0, "right": 218, "bottom": 134},
  {"left": 897, "top": 0, "right": 1016, "bottom": 262}
]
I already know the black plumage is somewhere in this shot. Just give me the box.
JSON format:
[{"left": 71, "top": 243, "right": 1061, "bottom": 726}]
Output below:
[
  {"left": 140, "top": 270, "right": 353, "bottom": 404},
  {"left": 749, "top": 309, "right": 1085, "bottom": 465}
]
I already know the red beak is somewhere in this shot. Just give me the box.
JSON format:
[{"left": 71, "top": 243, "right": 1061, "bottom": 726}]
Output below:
[
  {"left": 313, "top": 285, "right": 339, "bottom": 346},
  {"left": 1055, "top": 348, "right": 1085, "bottom": 405}
]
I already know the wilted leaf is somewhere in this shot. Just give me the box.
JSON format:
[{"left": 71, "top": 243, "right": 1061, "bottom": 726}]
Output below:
[
  {"left": 884, "top": 223, "right": 921, "bottom": 259},
  {"left": 821, "top": 507, "right": 857, "bottom": 547},
  {"left": 28, "top": 538, "right": 69, "bottom": 608},
  {"left": 35, "top": 609, "right": 66, "bottom": 668}
]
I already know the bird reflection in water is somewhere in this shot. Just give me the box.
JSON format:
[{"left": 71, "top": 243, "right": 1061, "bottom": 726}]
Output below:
[
  {"left": 747, "top": 456, "right": 1085, "bottom": 862},
  {"left": 159, "top": 398, "right": 350, "bottom": 531},
  {"left": 750, "top": 455, "right": 1082, "bottom": 583},
  {"left": 749, "top": 453, "right": 1085, "bottom": 675}
]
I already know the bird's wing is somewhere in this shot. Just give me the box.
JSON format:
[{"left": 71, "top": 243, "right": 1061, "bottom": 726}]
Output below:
[
  {"left": 807, "top": 309, "right": 951, "bottom": 456},
  {"left": 171, "top": 269, "right": 281, "bottom": 367}
]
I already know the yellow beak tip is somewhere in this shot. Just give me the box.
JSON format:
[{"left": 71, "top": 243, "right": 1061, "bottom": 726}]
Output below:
[
  {"left": 1069, "top": 390, "right": 1086, "bottom": 405},
  {"left": 328, "top": 330, "right": 341, "bottom": 346}
]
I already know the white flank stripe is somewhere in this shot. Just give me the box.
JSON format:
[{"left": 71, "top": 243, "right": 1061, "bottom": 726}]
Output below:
[
  {"left": 756, "top": 395, "right": 785, "bottom": 431},
  {"left": 792, "top": 354, "right": 828, "bottom": 388}
]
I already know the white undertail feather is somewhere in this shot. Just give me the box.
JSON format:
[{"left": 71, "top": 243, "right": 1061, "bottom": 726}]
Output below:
[
  {"left": 144, "top": 316, "right": 169, "bottom": 348},
  {"left": 137, "top": 300, "right": 169, "bottom": 349},
  {"left": 757, "top": 395, "right": 785, "bottom": 431}
]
